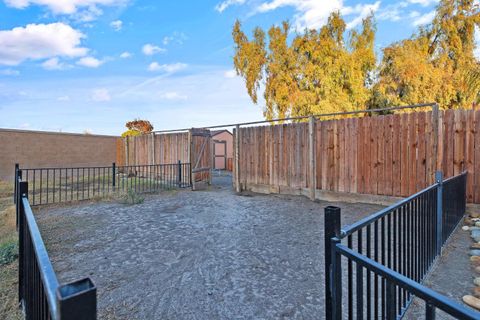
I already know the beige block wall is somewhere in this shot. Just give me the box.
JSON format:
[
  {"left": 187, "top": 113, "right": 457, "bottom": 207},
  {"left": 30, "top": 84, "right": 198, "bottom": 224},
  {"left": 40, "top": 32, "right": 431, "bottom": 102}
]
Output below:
[{"left": 0, "top": 129, "right": 119, "bottom": 181}]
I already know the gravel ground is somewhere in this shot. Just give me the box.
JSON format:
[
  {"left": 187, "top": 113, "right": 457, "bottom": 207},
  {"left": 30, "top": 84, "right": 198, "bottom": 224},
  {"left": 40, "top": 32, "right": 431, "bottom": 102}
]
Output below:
[
  {"left": 34, "top": 174, "right": 385, "bottom": 320},
  {"left": 404, "top": 226, "right": 476, "bottom": 319}
]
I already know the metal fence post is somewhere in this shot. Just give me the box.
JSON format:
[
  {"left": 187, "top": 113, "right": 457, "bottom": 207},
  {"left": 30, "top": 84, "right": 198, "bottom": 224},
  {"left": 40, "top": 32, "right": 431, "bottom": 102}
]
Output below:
[
  {"left": 16, "top": 169, "right": 22, "bottom": 229},
  {"left": 57, "top": 278, "right": 97, "bottom": 320},
  {"left": 14, "top": 163, "right": 19, "bottom": 204},
  {"left": 112, "top": 163, "right": 116, "bottom": 189},
  {"left": 325, "top": 206, "right": 341, "bottom": 320},
  {"left": 436, "top": 171, "right": 443, "bottom": 255},
  {"left": 18, "top": 180, "right": 27, "bottom": 305},
  {"left": 178, "top": 160, "right": 182, "bottom": 187}
]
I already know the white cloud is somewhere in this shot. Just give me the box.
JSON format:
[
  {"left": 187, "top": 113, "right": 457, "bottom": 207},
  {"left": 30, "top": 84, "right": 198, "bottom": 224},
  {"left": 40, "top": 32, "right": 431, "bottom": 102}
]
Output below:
[
  {"left": 57, "top": 95, "right": 70, "bottom": 101},
  {"left": 4, "top": 0, "right": 127, "bottom": 15},
  {"left": 0, "top": 23, "right": 87, "bottom": 66},
  {"left": 142, "top": 43, "right": 166, "bottom": 55},
  {"left": 407, "top": 0, "right": 439, "bottom": 7},
  {"left": 343, "top": 1, "right": 380, "bottom": 29},
  {"left": 91, "top": 88, "right": 111, "bottom": 101},
  {"left": 412, "top": 10, "right": 435, "bottom": 26},
  {"left": 77, "top": 56, "right": 103, "bottom": 68},
  {"left": 0, "top": 69, "right": 20, "bottom": 76},
  {"left": 215, "top": 0, "right": 245, "bottom": 13},
  {"left": 224, "top": 69, "right": 237, "bottom": 78},
  {"left": 148, "top": 62, "right": 187, "bottom": 73},
  {"left": 120, "top": 51, "right": 132, "bottom": 58},
  {"left": 110, "top": 20, "right": 123, "bottom": 31},
  {"left": 42, "top": 57, "right": 70, "bottom": 70},
  {"left": 162, "top": 32, "right": 187, "bottom": 45},
  {"left": 159, "top": 91, "right": 188, "bottom": 100}
]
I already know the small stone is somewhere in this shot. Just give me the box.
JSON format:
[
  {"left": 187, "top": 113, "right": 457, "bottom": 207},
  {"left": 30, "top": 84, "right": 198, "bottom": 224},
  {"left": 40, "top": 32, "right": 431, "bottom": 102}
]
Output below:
[
  {"left": 474, "top": 287, "right": 480, "bottom": 298},
  {"left": 471, "top": 212, "right": 480, "bottom": 218},
  {"left": 465, "top": 218, "right": 475, "bottom": 226},
  {"left": 463, "top": 226, "right": 471, "bottom": 231},
  {"left": 476, "top": 221, "right": 480, "bottom": 227},
  {"left": 474, "top": 278, "right": 480, "bottom": 286},
  {"left": 476, "top": 266, "right": 480, "bottom": 273},
  {"left": 471, "top": 250, "right": 480, "bottom": 256},
  {"left": 471, "top": 243, "right": 480, "bottom": 250},
  {"left": 471, "top": 256, "right": 480, "bottom": 265},
  {"left": 463, "top": 295, "right": 480, "bottom": 310}
]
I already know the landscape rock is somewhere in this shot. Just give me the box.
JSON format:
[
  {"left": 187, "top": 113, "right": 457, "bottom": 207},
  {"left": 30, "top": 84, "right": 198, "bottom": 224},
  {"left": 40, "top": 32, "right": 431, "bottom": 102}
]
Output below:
[
  {"left": 470, "top": 250, "right": 480, "bottom": 256},
  {"left": 463, "top": 295, "right": 480, "bottom": 310},
  {"left": 474, "top": 287, "right": 480, "bottom": 298},
  {"left": 472, "top": 243, "right": 480, "bottom": 250},
  {"left": 471, "top": 212, "right": 480, "bottom": 219},
  {"left": 474, "top": 278, "right": 480, "bottom": 286}
]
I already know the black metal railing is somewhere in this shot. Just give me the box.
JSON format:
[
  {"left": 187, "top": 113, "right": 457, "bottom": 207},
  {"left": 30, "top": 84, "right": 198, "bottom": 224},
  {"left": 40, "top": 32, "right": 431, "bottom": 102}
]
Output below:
[
  {"left": 325, "top": 171, "right": 477, "bottom": 319},
  {"left": 16, "top": 178, "right": 96, "bottom": 319},
  {"left": 15, "top": 161, "right": 191, "bottom": 206}
]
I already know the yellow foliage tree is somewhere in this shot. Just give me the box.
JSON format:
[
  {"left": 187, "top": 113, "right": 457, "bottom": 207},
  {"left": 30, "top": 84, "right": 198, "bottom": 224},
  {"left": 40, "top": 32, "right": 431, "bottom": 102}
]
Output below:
[
  {"left": 233, "top": 13, "right": 376, "bottom": 119},
  {"left": 233, "top": 0, "right": 480, "bottom": 116},
  {"left": 375, "top": 0, "right": 480, "bottom": 109}
]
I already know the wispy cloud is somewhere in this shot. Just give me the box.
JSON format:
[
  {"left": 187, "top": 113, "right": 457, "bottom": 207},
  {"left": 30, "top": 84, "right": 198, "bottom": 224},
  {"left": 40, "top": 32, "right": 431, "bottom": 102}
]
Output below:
[
  {"left": 0, "top": 69, "right": 20, "bottom": 76},
  {"left": 42, "top": 57, "right": 71, "bottom": 70},
  {"left": 110, "top": 20, "right": 123, "bottom": 31},
  {"left": 91, "top": 88, "right": 111, "bottom": 101},
  {"left": 4, "top": 0, "right": 128, "bottom": 20},
  {"left": 215, "top": 0, "right": 245, "bottom": 13},
  {"left": 0, "top": 23, "right": 87, "bottom": 66},
  {"left": 412, "top": 10, "right": 435, "bottom": 26},
  {"left": 148, "top": 62, "right": 187, "bottom": 73},
  {"left": 119, "top": 51, "right": 132, "bottom": 58},
  {"left": 77, "top": 56, "right": 103, "bottom": 68},
  {"left": 142, "top": 43, "right": 166, "bottom": 55}
]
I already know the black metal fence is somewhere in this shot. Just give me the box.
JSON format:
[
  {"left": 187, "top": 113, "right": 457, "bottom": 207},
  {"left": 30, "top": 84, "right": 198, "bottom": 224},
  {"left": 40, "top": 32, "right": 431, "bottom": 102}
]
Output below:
[
  {"left": 325, "top": 171, "right": 478, "bottom": 319},
  {"left": 16, "top": 178, "right": 96, "bottom": 319},
  {"left": 15, "top": 162, "right": 191, "bottom": 206}
]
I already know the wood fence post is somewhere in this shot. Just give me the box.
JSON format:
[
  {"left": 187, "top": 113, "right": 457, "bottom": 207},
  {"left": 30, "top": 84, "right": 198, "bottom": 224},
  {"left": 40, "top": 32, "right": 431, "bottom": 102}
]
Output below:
[
  {"left": 235, "top": 125, "right": 241, "bottom": 193},
  {"left": 309, "top": 116, "right": 316, "bottom": 200},
  {"left": 209, "top": 133, "right": 213, "bottom": 185},
  {"left": 151, "top": 133, "right": 155, "bottom": 165},
  {"left": 189, "top": 129, "right": 195, "bottom": 191}
]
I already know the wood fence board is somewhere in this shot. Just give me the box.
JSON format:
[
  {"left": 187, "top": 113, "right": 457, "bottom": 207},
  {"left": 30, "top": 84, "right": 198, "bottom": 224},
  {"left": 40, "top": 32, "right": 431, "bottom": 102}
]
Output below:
[
  {"left": 474, "top": 111, "right": 480, "bottom": 203},
  {"left": 466, "top": 110, "right": 474, "bottom": 202},
  {"left": 417, "top": 112, "right": 426, "bottom": 190}
]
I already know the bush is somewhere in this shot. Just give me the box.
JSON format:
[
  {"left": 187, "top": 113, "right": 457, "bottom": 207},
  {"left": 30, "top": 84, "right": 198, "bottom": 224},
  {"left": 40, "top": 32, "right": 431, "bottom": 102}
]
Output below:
[
  {"left": 121, "top": 188, "right": 144, "bottom": 205},
  {"left": 0, "top": 240, "right": 18, "bottom": 266}
]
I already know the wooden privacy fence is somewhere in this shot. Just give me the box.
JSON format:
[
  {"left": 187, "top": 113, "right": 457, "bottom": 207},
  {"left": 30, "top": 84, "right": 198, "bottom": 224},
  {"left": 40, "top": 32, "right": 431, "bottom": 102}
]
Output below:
[
  {"left": 120, "top": 130, "right": 212, "bottom": 190},
  {"left": 234, "top": 109, "right": 480, "bottom": 203}
]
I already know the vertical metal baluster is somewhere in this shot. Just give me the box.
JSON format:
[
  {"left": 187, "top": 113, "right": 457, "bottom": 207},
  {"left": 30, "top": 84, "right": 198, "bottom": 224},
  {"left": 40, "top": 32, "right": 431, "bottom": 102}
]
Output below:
[
  {"left": 40, "top": 170, "right": 43, "bottom": 205},
  {"left": 348, "top": 235, "right": 353, "bottom": 319},
  {"left": 374, "top": 220, "right": 379, "bottom": 319},
  {"left": 366, "top": 225, "right": 371, "bottom": 319},
  {"left": 356, "top": 229, "right": 363, "bottom": 320},
  {"left": 381, "top": 217, "right": 386, "bottom": 318}
]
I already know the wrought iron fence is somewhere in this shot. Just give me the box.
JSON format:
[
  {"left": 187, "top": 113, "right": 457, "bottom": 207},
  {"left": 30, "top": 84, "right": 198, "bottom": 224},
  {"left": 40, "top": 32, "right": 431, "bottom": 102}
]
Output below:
[
  {"left": 15, "top": 162, "right": 191, "bottom": 206},
  {"left": 16, "top": 179, "right": 96, "bottom": 319},
  {"left": 325, "top": 171, "right": 477, "bottom": 319}
]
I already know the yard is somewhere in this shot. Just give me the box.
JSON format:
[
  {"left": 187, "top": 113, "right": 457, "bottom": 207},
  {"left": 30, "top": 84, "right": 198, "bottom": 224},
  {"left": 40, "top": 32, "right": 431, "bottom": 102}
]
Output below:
[{"left": 34, "top": 175, "right": 389, "bottom": 319}]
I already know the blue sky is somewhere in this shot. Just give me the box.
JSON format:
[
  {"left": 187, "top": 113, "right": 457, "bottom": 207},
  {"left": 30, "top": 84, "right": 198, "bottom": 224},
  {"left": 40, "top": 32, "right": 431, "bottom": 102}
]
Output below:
[{"left": 0, "top": 0, "right": 450, "bottom": 135}]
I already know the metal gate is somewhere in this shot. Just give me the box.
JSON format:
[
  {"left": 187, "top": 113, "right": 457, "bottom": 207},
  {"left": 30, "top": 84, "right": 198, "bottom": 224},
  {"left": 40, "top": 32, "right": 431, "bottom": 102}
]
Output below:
[{"left": 189, "top": 128, "right": 212, "bottom": 190}]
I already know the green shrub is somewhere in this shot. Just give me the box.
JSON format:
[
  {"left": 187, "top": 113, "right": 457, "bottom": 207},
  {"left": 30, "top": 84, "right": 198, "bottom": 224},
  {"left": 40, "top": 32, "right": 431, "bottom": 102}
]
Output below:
[
  {"left": 0, "top": 240, "right": 18, "bottom": 266},
  {"left": 121, "top": 188, "right": 145, "bottom": 205}
]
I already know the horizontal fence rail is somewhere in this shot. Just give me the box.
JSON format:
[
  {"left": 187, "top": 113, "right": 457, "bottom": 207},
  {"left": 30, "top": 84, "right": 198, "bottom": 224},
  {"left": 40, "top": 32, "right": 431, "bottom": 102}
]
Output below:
[
  {"left": 15, "top": 162, "right": 191, "bottom": 206},
  {"left": 325, "top": 171, "right": 475, "bottom": 319},
  {"left": 16, "top": 179, "right": 96, "bottom": 319}
]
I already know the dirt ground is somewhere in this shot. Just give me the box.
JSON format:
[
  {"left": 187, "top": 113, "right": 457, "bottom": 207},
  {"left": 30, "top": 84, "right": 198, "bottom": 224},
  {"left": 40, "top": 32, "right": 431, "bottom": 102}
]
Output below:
[{"left": 35, "top": 174, "right": 385, "bottom": 319}]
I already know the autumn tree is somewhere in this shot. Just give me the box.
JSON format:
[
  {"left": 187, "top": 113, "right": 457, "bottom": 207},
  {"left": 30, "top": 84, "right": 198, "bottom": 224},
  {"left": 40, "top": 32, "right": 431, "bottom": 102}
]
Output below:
[
  {"left": 373, "top": 0, "right": 480, "bottom": 109},
  {"left": 233, "top": 12, "right": 376, "bottom": 119},
  {"left": 121, "top": 119, "right": 154, "bottom": 137}
]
